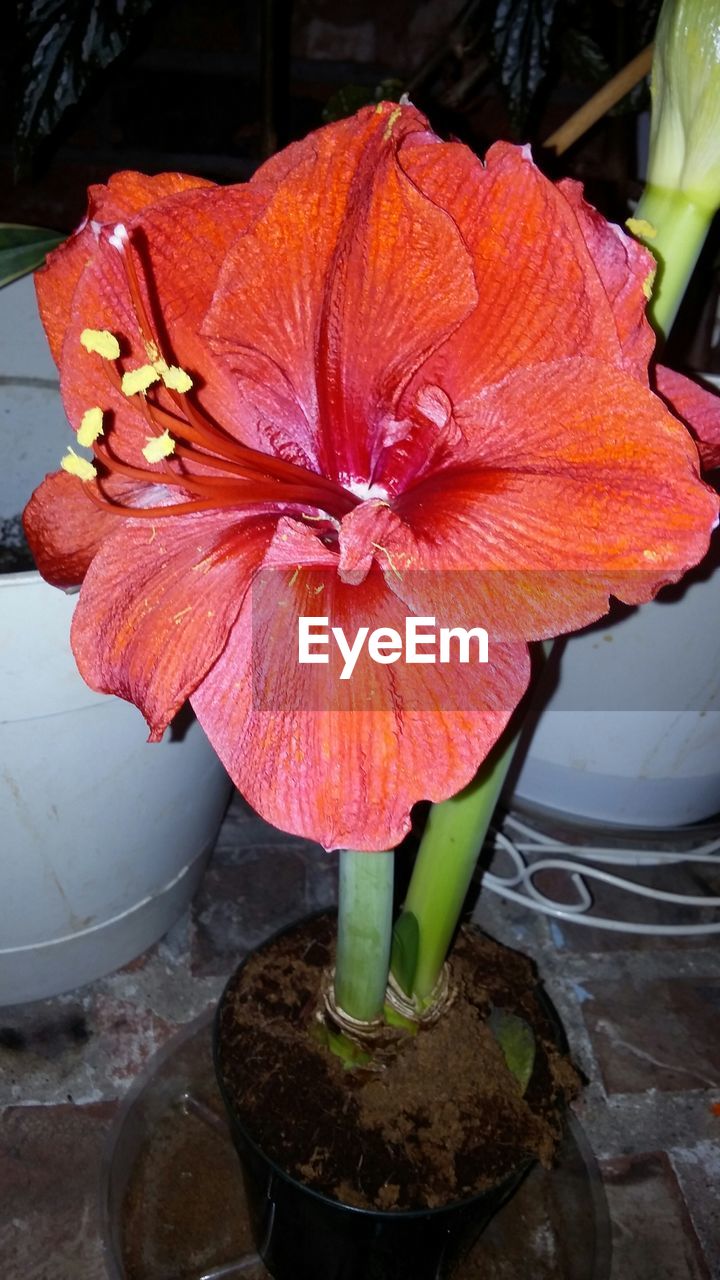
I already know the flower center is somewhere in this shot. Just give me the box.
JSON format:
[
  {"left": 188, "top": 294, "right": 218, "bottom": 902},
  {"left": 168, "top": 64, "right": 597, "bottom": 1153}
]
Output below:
[{"left": 342, "top": 478, "right": 390, "bottom": 502}]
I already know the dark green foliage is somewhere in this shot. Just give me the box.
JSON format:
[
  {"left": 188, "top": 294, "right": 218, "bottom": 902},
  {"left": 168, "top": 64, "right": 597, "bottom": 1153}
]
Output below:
[
  {"left": 15, "top": 0, "right": 160, "bottom": 170},
  {"left": 492, "top": 0, "right": 559, "bottom": 127},
  {"left": 0, "top": 223, "right": 64, "bottom": 286}
]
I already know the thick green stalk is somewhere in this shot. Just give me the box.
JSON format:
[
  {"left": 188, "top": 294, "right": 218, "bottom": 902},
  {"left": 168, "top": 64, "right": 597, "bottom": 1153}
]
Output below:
[
  {"left": 404, "top": 731, "right": 519, "bottom": 1004},
  {"left": 632, "top": 184, "right": 715, "bottom": 338},
  {"left": 334, "top": 848, "right": 394, "bottom": 1022}
]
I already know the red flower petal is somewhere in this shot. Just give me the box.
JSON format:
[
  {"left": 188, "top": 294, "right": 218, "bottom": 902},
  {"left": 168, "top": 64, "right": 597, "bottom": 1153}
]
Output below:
[
  {"left": 654, "top": 365, "right": 720, "bottom": 472},
  {"left": 202, "top": 103, "right": 477, "bottom": 479},
  {"left": 190, "top": 524, "right": 530, "bottom": 850},
  {"left": 37, "top": 172, "right": 212, "bottom": 365},
  {"left": 557, "top": 177, "right": 657, "bottom": 379},
  {"left": 23, "top": 470, "right": 147, "bottom": 588},
  {"left": 55, "top": 183, "right": 268, "bottom": 467},
  {"left": 373, "top": 358, "right": 718, "bottom": 640},
  {"left": 399, "top": 138, "right": 628, "bottom": 405},
  {"left": 70, "top": 509, "right": 276, "bottom": 738}
]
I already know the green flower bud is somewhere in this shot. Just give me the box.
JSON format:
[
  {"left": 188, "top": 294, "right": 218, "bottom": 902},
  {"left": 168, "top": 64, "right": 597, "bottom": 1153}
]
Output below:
[{"left": 648, "top": 0, "right": 720, "bottom": 210}]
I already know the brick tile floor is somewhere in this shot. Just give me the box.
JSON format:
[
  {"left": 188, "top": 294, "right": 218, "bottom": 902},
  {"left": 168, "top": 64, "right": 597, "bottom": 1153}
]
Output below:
[
  {"left": 581, "top": 977, "right": 720, "bottom": 1095},
  {"left": 599, "top": 1152, "right": 711, "bottom": 1280},
  {"left": 1, "top": 792, "right": 719, "bottom": 1279},
  {"left": 0, "top": 1102, "right": 119, "bottom": 1280}
]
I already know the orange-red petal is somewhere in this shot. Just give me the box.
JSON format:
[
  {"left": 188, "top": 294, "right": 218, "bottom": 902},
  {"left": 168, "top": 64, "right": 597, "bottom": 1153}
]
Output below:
[
  {"left": 202, "top": 103, "right": 477, "bottom": 480},
  {"left": 36, "top": 171, "right": 212, "bottom": 366},
  {"left": 56, "top": 183, "right": 269, "bottom": 468},
  {"left": 557, "top": 176, "right": 657, "bottom": 379},
  {"left": 23, "top": 470, "right": 148, "bottom": 588},
  {"left": 70, "top": 509, "right": 277, "bottom": 737},
  {"left": 398, "top": 138, "right": 629, "bottom": 408},
  {"left": 653, "top": 366, "right": 720, "bottom": 472},
  {"left": 190, "top": 524, "right": 530, "bottom": 850},
  {"left": 373, "top": 358, "right": 719, "bottom": 640}
]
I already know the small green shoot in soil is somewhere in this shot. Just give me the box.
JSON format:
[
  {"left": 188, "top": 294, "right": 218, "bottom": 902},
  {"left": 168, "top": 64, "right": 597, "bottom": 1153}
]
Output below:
[{"left": 488, "top": 1007, "right": 536, "bottom": 1095}]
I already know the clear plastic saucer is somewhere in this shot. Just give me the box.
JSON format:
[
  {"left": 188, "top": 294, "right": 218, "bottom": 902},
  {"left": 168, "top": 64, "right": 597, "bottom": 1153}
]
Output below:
[{"left": 101, "top": 1011, "right": 612, "bottom": 1280}]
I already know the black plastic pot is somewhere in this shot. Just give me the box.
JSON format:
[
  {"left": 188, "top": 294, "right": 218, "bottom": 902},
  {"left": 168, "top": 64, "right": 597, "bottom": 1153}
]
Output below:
[
  {"left": 213, "top": 925, "right": 533, "bottom": 1280},
  {"left": 217, "top": 1103, "right": 527, "bottom": 1280}
]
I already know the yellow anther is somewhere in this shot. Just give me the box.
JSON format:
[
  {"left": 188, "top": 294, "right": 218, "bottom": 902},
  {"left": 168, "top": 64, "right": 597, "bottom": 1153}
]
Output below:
[
  {"left": 642, "top": 267, "right": 656, "bottom": 300},
  {"left": 122, "top": 365, "right": 161, "bottom": 397},
  {"left": 158, "top": 363, "right": 193, "bottom": 393},
  {"left": 80, "top": 329, "right": 121, "bottom": 360},
  {"left": 142, "top": 430, "right": 176, "bottom": 463},
  {"left": 77, "top": 407, "right": 104, "bottom": 447},
  {"left": 61, "top": 448, "right": 97, "bottom": 481},
  {"left": 626, "top": 216, "right": 658, "bottom": 241}
]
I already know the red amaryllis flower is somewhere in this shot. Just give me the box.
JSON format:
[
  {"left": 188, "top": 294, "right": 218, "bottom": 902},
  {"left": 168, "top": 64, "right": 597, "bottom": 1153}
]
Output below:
[{"left": 24, "top": 103, "right": 718, "bottom": 850}]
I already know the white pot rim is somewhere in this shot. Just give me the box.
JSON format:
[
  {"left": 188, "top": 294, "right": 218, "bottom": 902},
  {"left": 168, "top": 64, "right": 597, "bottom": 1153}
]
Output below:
[{"left": 0, "top": 567, "right": 41, "bottom": 587}]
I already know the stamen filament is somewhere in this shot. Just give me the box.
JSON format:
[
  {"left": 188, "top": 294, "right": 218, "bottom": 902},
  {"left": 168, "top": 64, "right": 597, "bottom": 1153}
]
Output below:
[
  {"left": 91, "top": 444, "right": 348, "bottom": 515},
  {"left": 148, "top": 399, "right": 356, "bottom": 506},
  {"left": 85, "top": 487, "right": 250, "bottom": 520},
  {"left": 97, "top": 226, "right": 362, "bottom": 521},
  {"left": 115, "top": 230, "right": 162, "bottom": 356}
]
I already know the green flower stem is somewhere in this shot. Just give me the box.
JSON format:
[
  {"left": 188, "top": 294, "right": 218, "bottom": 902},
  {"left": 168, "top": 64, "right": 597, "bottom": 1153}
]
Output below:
[
  {"left": 404, "top": 730, "right": 520, "bottom": 1005},
  {"left": 632, "top": 184, "right": 715, "bottom": 338},
  {"left": 334, "top": 848, "right": 394, "bottom": 1023}
]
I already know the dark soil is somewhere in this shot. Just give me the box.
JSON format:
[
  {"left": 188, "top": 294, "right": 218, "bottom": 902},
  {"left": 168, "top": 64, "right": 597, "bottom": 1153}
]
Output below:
[
  {"left": 216, "top": 915, "right": 579, "bottom": 1213},
  {"left": 0, "top": 515, "right": 36, "bottom": 572}
]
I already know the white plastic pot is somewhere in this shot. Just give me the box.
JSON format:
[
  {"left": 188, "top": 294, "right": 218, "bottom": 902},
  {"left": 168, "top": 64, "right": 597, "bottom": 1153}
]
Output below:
[{"left": 0, "top": 276, "right": 232, "bottom": 1004}]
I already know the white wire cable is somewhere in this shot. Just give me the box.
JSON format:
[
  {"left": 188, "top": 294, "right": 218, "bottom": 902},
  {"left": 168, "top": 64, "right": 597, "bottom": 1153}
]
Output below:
[
  {"left": 484, "top": 815, "right": 720, "bottom": 935},
  {"left": 502, "top": 812, "right": 720, "bottom": 864}
]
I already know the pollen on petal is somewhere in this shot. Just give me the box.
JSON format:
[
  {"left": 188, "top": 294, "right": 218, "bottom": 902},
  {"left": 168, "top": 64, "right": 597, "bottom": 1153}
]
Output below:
[
  {"left": 643, "top": 267, "right": 656, "bottom": 300},
  {"left": 80, "top": 328, "right": 121, "bottom": 360},
  {"left": 122, "top": 365, "right": 161, "bottom": 396},
  {"left": 159, "top": 363, "right": 193, "bottom": 393},
  {"left": 61, "top": 448, "right": 97, "bottom": 481},
  {"left": 142, "top": 430, "right": 176, "bottom": 463},
  {"left": 77, "top": 407, "right": 104, "bottom": 446},
  {"left": 383, "top": 106, "right": 403, "bottom": 140},
  {"left": 626, "top": 216, "right": 657, "bottom": 240}
]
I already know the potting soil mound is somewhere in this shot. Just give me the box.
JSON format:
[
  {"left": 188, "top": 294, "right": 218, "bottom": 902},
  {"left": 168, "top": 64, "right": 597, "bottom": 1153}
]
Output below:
[{"left": 217, "top": 915, "right": 579, "bottom": 1212}]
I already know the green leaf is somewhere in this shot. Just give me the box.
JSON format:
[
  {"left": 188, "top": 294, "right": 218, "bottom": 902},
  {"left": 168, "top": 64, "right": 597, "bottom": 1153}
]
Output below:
[
  {"left": 390, "top": 910, "right": 420, "bottom": 998},
  {"left": 15, "top": 0, "right": 160, "bottom": 170},
  {"left": 492, "top": 0, "right": 560, "bottom": 128},
  {"left": 488, "top": 1006, "right": 536, "bottom": 1095},
  {"left": 560, "top": 27, "right": 611, "bottom": 87},
  {"left": 0, "top": 224, "right": 64, "bottom": 287}
]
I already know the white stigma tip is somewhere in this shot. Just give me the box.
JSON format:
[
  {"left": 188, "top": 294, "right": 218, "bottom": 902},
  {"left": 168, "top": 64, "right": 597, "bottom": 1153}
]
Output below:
[
  {"left": 109, "top": 223, "right": 129, "bottom": 251},
  {"left": 343, "top": 478, "right": 389, "bottom": 502}
]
